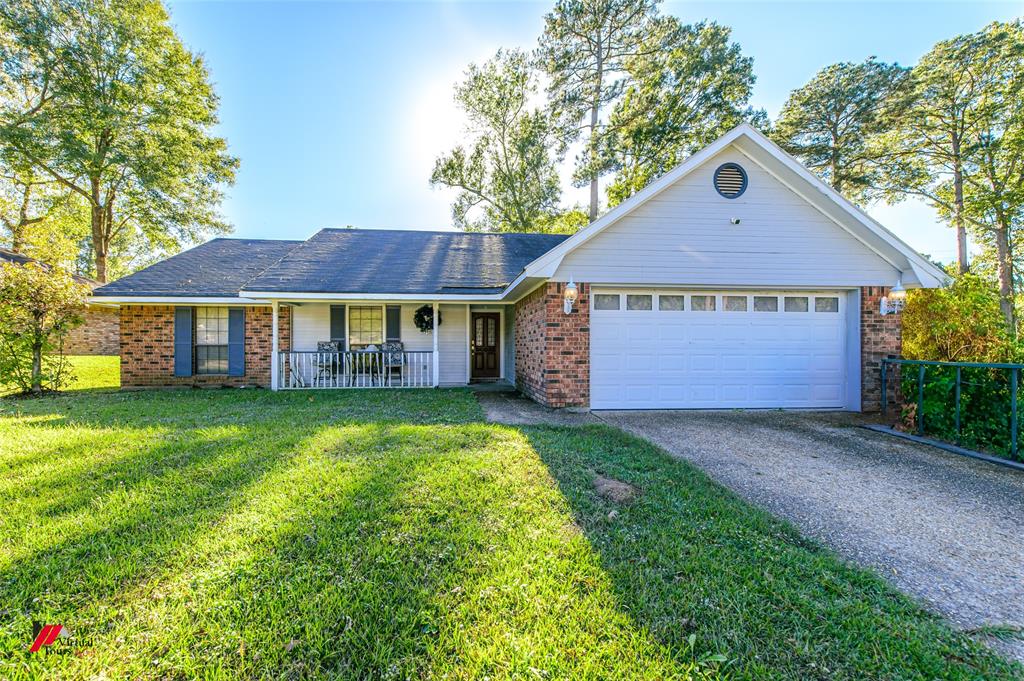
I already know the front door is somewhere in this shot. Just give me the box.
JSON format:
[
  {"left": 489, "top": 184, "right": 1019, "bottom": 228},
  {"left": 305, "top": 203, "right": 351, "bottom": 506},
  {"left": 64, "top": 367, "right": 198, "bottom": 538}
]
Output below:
[{"left": 471, "top": 312, "right": 500, "bottom": 379}]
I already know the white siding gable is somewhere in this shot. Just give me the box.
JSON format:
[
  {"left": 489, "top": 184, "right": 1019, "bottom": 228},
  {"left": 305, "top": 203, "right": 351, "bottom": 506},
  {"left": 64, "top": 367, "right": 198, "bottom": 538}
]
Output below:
[{"left": 553, "top": 147, "right": 899, "bottom": 287}]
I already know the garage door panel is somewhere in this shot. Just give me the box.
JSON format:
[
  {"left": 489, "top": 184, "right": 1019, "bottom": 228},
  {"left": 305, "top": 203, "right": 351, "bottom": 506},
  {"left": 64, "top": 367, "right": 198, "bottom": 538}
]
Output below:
[{"left": 591, "top": 289, "right": 847, "bottom": 409}]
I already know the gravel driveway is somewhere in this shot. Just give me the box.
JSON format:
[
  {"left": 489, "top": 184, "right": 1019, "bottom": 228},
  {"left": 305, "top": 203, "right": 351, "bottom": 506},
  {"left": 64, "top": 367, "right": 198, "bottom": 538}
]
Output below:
[{"left": 597, "top": 410, "right": 1024, "bottom": 660}]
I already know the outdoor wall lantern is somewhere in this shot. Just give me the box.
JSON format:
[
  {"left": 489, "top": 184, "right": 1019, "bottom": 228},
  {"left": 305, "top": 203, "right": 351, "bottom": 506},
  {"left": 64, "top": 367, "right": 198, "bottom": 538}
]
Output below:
[
  {"left": 880, "top": 276, "right": 907, "bottom": 316},
  {"left": 563, "top": 278, "right": 578, "bottom": 314}
]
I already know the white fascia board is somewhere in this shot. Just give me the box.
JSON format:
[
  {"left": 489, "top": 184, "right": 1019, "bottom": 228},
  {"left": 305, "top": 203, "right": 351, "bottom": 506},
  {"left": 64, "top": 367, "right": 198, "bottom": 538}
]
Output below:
[
  {"left": 518, "top": 121, "right": 949, "bottom": 289},
  {"left": 89, "top": 296, "right": 267, "bottom": 305},
  {"left": 732, "top": 129, "right": 950, "bottom": 288},
  {"left": 241, "top": 291, "right": 507, "bottom": 302}
]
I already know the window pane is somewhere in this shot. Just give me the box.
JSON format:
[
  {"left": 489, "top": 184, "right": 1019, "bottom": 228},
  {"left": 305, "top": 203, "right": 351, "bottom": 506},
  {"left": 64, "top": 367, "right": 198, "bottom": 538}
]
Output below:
[
  {"left": 349, "top": 306, "right": 383, "bottom": 347},
  {"left": 196, "top": 345, "right": 227, "bottom": 374},
  {"left": 691, "top": 295, "right": 716, "bottom": 311},
  {"left": 753, "top": 296, "right": 778, "bottom": 312},
  {"left": 594, "top": 294, "right": 620, "bottom": 310},
  {"left": 659, "top": 295, "right": 684, "bottom": 311},
  {"left": 815, "top": 296, "right": 839, "bottom": 313},
  {"left": 784, "top": 296, "right": 809, "bottom": 312},
  {"left": 196, "top": 307, "right": 228, "bottom": 345},
  {"left": 724, "top": 295, "right": 748, "bottom": 312},
  {"left": 626, "top": 294, "right": 652, "bottom": 311}
]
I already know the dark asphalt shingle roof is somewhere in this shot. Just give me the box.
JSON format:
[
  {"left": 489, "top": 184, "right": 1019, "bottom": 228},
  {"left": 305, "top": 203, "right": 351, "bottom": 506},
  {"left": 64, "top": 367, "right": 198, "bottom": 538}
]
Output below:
[
  {"left": 243, "top": 229, "right": 569, "bottom": 295},
  {"left": 0, "top": 247, "right": 100, "bottom": 287},
  {"left": 92, "top": 239, "right": 302, "bottom": 297},
  {"left": 90, "top": 229, "right": 569, "bottom": 298}
]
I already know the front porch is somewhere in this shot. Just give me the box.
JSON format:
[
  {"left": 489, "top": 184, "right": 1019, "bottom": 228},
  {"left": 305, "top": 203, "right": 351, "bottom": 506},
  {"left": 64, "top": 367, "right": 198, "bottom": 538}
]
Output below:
[{"left": 269, "top": 300, "right": 513, "bottom": 389}]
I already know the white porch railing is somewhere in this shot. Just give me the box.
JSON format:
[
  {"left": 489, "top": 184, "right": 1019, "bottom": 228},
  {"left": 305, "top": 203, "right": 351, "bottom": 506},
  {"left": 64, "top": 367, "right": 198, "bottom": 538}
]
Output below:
[{"left": 278, "top": 350, "right": 434, "bottom": 389}]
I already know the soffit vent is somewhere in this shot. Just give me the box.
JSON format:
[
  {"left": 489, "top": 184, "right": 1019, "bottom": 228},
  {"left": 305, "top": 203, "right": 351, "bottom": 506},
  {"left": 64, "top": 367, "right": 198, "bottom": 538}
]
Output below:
[{"left": 714, "top": 163, "right": 747, "bottom": 199}]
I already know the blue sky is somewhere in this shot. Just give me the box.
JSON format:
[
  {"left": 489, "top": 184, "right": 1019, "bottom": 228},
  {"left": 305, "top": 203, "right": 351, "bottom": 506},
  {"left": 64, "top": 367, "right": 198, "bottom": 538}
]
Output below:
[{"left": 166, "top": 1, "right": 1023, "bottom": 264}]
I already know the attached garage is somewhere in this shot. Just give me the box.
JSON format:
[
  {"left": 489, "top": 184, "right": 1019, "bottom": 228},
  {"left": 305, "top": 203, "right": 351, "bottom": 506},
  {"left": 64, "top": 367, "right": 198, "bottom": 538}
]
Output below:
[{"left": 590, "top": 289, "right": 854, "bottom": 410}]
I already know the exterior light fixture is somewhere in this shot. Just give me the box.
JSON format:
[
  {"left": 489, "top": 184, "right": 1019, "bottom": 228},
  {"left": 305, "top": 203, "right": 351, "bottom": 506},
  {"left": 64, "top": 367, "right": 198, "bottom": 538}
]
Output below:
[
  {"left": 880, "top": 276, "right": 907, "bottom": 316},
  {"left": 563, "top": 278, "right": 578, "bottom": 314}
]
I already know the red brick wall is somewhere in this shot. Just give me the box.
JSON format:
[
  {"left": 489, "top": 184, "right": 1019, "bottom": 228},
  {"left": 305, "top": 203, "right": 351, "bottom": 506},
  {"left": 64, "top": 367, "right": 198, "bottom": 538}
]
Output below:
[
  {"left": 514, "top": 282, "right": 590, "bottom": 408},
  {"left": 120, "top": 305, "right": 290, "bottom": 389},
  {"left": 513, "top": 285, "right": 547, "bottom": 404},
  {"left": 861, "top": 286, "right": 902, "bottom": 412},
  {"left": 65, "top": 306, "right": 120, "bottom": 355}
]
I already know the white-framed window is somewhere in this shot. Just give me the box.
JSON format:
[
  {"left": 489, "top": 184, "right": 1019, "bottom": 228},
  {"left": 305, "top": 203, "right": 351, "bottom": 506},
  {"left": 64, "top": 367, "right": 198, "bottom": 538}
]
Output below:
[
  {"left": 349, "top": 306, "right": 383, "bottom": 348},
  {"left": 626, "top": 294, "right": 652, "bottom": 311},
  {"left": 691, "top": 294, "right": 716, "bottom": 311},
  {"left": 195, "top": 306, "right": 229, "bottom": 374},
  {"left": 594, "top": 294, "right": 620, "bottom": 310},
  {"left": 815, "top": 296, "right": 839, "bottom": 313},
  {"left": 784, "top": 296, "right": 809, "bottom": 312},
  {"left": 658, "top": 295, "right": 685, "bottom": 311},
  {"left": 753, "top": 296, "right": 778, "bottom": 312},
  {"left": 724, "top": 295, "right": 748, "bottom": 312}
]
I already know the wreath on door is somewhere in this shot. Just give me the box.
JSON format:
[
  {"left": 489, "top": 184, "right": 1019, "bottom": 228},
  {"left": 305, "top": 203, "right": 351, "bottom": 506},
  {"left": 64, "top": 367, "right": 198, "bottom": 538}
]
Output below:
[{"left": 413, "top": 304, "right": 442, "bottom": 333}]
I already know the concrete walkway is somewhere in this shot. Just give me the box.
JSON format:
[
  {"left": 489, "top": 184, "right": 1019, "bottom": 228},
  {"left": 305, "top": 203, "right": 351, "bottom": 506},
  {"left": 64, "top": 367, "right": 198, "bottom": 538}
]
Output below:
[{"left": 476, "top": 391, "right": 1024, "bottom": 660}]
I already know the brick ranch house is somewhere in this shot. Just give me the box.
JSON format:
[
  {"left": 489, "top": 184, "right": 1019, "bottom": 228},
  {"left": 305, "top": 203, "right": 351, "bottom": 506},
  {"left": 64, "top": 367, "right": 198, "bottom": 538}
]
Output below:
[
  {"left": 1, "top": 247, "right": 119, "bottom": 356},
  {"left": 92, "top": 125, "right": 946, "bottom": 411}
]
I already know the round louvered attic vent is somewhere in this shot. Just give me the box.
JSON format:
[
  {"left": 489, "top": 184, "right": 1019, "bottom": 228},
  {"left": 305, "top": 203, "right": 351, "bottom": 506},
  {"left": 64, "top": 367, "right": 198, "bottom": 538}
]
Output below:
[{"left": 713, "top": 163, "right": 747, "bottom": 199}]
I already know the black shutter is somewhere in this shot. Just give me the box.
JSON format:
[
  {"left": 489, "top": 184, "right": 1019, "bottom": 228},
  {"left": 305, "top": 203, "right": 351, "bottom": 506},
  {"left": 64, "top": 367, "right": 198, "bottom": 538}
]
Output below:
[
  {"left": 386, "top": 305, "right": 401, "bottom": 341},
  {"left": 173, "top": 307, "right": 193, "bottom": 377},
  {"left": 227, "top": 308, "right": 245, "bottom": 376},
  {"left": 330, "top": 305, "right": 346, "bottom": 343}
]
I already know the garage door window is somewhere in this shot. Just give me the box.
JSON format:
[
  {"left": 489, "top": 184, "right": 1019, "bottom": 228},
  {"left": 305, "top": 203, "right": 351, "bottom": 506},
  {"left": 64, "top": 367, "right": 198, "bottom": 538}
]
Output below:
[
  {"left": 724, "top": 295, "right": 748, "bottom": 312},
  {"left": 626, "top": 294, "right": 652, "bottom": 311},
  {"left": 815, "top": 296, "right": 839, "bottom": 312},
  {"left": 784, "top": 296, "right": 809, "bottom": 312},
  {"left": 753, "top": 296, "right": 778, "bottom": 312},
  {"left": 691, "top": 295, "right": 716, "bottom": 311},
  {"left": 594, "top": 294, "right": 620, "bottom": 310},
  {"left": 659, "top": 295, "right": 685, "bottom": 311}
]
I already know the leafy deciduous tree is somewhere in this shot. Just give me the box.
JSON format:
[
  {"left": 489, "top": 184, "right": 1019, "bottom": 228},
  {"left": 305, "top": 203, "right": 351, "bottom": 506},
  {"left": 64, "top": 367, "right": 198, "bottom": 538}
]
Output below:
[
  {"left": 0, "top": 260, "right": 89, "bottom": 394},
  {"left": 0, "top": 0, "right": 238, "bottom": 282},
  {"left": 430, "top": 50, "right": 565, "bottom": 233}
]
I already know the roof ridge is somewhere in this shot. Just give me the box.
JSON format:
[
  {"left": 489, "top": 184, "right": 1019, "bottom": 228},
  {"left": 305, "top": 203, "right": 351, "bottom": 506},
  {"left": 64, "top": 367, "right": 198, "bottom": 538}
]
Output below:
[{"left": 315, "top": 227, "right": 570, "bottom": 239}]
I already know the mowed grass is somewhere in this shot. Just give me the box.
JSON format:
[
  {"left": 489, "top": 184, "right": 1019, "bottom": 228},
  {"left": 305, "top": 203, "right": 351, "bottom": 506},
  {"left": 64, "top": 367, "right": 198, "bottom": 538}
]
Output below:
[
  {"left": 1, "top": 355, "right": 119, "bottom": 396},
  {"left": 0, "top": 383, "right": 1019, "bottom": 679}
]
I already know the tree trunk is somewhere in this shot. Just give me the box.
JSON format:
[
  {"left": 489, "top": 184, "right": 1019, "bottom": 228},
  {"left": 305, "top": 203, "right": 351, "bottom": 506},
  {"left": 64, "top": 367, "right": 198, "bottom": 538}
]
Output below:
[
  {"left": 31, "top": 338, "right": 42, "bottom": 394},
  {"left": 588, "top": 36, "right": 603, "bottom": 223},
  {"left": 994, "top": 220, "right": 1015, "bottom": 336},
  {"left": 11, "top": 184, "right": 33, "bottom": 253},
  {"left": 951, "top": 139, "right": 969, "bottom": 274},
  {"left": 90, "top": 177, "right": 108, "bottom": 283},
  {"left": 588, "top": 101, "right": 600, "bottom": 222}
]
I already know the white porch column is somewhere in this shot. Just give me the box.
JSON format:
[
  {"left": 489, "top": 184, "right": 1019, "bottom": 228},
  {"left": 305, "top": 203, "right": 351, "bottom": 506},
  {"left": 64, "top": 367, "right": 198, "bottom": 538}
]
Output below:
[
  {"left": 432, "top": 301, "right": 440, "bottom": 387},
  {"left": 271, "top": 300, "right": 279, "bottom": 391}
]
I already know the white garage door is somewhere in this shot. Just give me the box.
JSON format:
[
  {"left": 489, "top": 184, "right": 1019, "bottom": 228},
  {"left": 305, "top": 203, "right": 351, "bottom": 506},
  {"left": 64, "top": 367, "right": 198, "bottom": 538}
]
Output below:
[{"left": 590, "top": 290, "right": 847, "bottom": 410}]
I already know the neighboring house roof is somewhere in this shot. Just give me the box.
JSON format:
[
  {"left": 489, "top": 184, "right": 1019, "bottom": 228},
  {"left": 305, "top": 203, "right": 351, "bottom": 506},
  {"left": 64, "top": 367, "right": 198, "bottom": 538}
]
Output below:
[
  {"left": 92, "top": 238, "right": 303, "bottom": 298},
  {"left": 0, "top": 247, "right": 100, "bottom": 288},
  {"left": 516, "top": 123, "right": 949, "bottom": 290},
  {"left": 242, "top": 229, "right": 570, "bottom": 295}
]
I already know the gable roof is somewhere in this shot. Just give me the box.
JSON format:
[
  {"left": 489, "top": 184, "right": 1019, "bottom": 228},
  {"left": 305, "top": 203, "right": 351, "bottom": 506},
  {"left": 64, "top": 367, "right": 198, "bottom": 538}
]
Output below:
[
  {"left": 0, "top": 247, "right": 100, "bottom": 287},
  {"left": 92, "top": 238, "right": 302, "bottom": 298},
  {"left": 516, "top": 123, "right": 949, "bottom": 290},
  {"left": 241, "top": 229, "right": 569, "bottom": 295}
]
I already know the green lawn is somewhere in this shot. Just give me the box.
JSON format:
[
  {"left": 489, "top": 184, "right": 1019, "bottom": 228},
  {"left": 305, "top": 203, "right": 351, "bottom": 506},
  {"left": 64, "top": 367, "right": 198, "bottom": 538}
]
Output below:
[
  {"left": 0, "top": 375, "right": 1019, "bottom": 678},
  {"left": 1, "top": 355, "right": 120, "bottom": 396}
]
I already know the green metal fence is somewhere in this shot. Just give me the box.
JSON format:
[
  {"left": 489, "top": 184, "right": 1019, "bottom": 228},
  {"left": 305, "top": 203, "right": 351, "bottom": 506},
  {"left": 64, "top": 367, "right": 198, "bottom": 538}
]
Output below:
[{"left": 881, "top": 358, "right": 1023, "bottom": 462}]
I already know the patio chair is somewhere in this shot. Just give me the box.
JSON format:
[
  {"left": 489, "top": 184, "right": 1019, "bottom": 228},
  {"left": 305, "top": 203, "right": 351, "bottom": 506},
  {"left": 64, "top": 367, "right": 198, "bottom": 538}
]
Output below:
[
  {"left": 381, "top": 341, "right": 405, "bottom": 386},
  {"left": 315, "top": 341, "right": 342, "bottom": 386}
]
